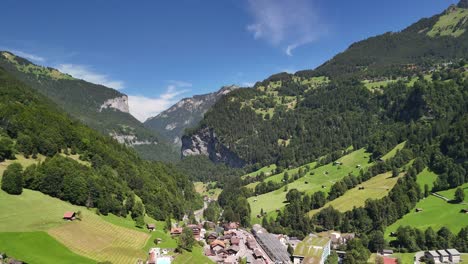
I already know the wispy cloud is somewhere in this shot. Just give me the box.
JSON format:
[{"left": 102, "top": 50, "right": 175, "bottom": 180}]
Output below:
[
  {"left": 56, "top": 64, "right": 124, "bottom": 90},
  {"left": 246, "top": 0, "right": 324, "bottom": 56},
  {"left": 241, "top": 82, "right": 255, "bottom": 87},
  {"left": 8, "top": 49, "right": 46, "bottom": 62},
  {"left": 128, "top": 81, "right": 191, "bottom": 122}
]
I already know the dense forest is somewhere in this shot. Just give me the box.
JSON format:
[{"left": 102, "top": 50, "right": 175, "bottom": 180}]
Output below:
[
  {"left": 208, "top": 4, "right": 468, "bottom": 258},
  {"left": 0, "top": 67, "right": 202, "bottom": 221}
]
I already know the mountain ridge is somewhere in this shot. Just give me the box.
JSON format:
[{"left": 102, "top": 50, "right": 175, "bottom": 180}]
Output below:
[
  {"left": 144, "top": 85, "right": 239, "bottom": 146},
  {"left": 181, "top": 2, "right": 468, "bottom": 168},
  {"left": 0, "top": 51, "right": 178, "bottom": 161}
]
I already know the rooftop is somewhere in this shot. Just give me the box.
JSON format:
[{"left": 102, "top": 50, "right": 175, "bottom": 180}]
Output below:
[
  {"left": 446, "top": 248, "right": 461, "bottom": 255},
  {"left": 293, "top": 234, "right": 331, "bottom": 264},
  {"left": 256, "top": 233, "right": 290, "bottom": 263}
]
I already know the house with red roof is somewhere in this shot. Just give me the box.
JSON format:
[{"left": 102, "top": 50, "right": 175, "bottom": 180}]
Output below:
[
  {"left": 383, "top": 256, "right": 398, "bottom": 264},
  {"left": 63, "top": 211, "right": 75, "bottom": 221}
]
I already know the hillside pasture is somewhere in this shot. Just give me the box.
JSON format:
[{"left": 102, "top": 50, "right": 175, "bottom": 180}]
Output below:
[
  {"left": 0, "top": 232, "right": 95, "bottom": 264},
  {"left": 308, "top": 172, "right": 402, "bottom": 216},
  {"left": 385, "top": 183, "right": 468, "bottom": 239},
  {"left": 416, "top": 168, "right": 438, "bottom": 190},
  {"left": 48, "top": 211, "right": 150, "bottom": 264},
  {"left": 248, "top": 148, "right": 373, "bottom": 221},
  {"left": 0, "top": 154, "right": 45, "bottom": 176},
  {"left": 0, "top": 183, "right": 151, "bottom": 263}
]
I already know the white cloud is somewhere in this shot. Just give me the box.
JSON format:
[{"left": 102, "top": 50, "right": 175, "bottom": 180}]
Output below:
[
  {"left": 56, "top": 64, "right": 124, "bottom": 90},
  {"left": 241, "top": 82, "right": 255, "bottom": 87},
  {"left": 10, "top": 49, "right": 45, "bottom": 62},
  {"left": 246, "top": 0, "right": 323, "bottom": 56},
  {"left": 128, "top": 81, "right": 191, "bottom": 122}
]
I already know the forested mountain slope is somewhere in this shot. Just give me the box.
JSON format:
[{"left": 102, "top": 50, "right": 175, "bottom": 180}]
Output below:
[
  {"left": 182, "top": 2, "right": 468, "bottom": 169},
  {"left": 0, "top": 51, "right": 177, "bottom": 161},
  {"left": 0, "top": 66, "right": 201, "bottom": 220},
  {"left": 144, "top": 85, "right": 238, "bottom": 147}
]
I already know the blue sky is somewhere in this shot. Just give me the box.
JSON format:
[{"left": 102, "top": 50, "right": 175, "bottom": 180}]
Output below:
[{"left": 0, "top": 0, "right": 457, "bottom": 121}]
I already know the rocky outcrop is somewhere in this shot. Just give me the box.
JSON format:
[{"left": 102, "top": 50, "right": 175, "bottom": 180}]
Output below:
[
  {"left": 181, "top": 127, "right": 245, "bottom": 168},
  {"left": 144, "top": 85, "right": 239, "bottom": 147},
  {"left": 109, "top": 132, "right": 155, "bottom": 146},
  {"left": 100, "top": 95, "right": 130, "bottom": 113}
]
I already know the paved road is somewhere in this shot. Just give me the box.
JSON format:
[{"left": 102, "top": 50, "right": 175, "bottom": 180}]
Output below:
[
  {"left": 194, "top": 201, "right": 208, "bottom": 222},
  {"left": 414, "top": 251, "right": 424, "bottom": 264}
]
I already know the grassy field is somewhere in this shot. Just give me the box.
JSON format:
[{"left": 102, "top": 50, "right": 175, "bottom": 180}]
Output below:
[
  {"left": 308, "top": 172, "right": 403, "bottom": 216},
  {"left": 0, "top": 188, "right": 86, "bottom": 232},
  {"left": 48, "top": 208, "right": 150, "bottom": 264},
  {"left": 0, "top": 186, "right": 152, "bottom": 263},
  {"left": 427, "top": 7, "right": 467, "bottom": 37},
  {"left": 363, "top": 79, "right": 398, "bottom": 90},
  {"left": 416, "top": 168, "right": 438, "bottom": 190},
  {"left": 242, "top": 164, "right": 277, "bottom": 180},
  {"left": 248, "top": 148, "right": 373, "bottom": 222},
  {"left": 245, "top": 161, "right": 317, "bottom": 190},
  {"left": 381, "top": 141, "right": 406, "bottom": 161},
  {"left": 194, "top": 182, "right": 222, "bottom": 200},
  {"left": 385, "top": 183, "right": 468, "bottom": 239},
  {"left": 0, "top": 154, "right": 45, "bottom": 176},
  {"left": 173, "top": 246, "right": 212, "bottom": 264},
  {"left": 0, "top": 232, "right": 96, "bottom": 264}
]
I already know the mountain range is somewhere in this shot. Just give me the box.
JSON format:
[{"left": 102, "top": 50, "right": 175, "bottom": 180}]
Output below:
[{"left": 0, "top": 52, "right": 178, "bottom": 161}]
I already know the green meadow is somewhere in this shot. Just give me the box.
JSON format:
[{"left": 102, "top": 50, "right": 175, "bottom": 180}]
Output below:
[
  {"left": 0, "top": 232, "right": 96, "bottom": 264},
  {"left": 385, "top": 183, "right": 468, "bottom": 239},
  {"left": 308, "top": 171, "right": 403, "bottom": 216},
  {"left": 248, "top": 148, "right": 373, "bottom": 222}
]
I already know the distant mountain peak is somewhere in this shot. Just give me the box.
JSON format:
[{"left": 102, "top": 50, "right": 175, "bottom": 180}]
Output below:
[{"left": 144, "top": 85, "right": 239, "bottom": 146}]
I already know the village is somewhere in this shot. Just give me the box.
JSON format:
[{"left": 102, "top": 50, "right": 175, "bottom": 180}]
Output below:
[{"left": 139, "top": 210, "right": 463, "bottom": 264}]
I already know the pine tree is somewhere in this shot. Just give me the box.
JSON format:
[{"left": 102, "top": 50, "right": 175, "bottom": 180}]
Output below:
[
  {"left": 454, "top": 187, "right": 465, "bottom": 203},
  {"left": 1, "top": 163, "right": 23, "bottom": 195}
]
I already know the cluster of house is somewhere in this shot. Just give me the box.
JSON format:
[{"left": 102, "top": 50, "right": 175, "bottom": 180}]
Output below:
[
  {"left": 425, "top": 249, "right": 461, "bottom": 263},
  {"left": 170, "top": 223, "right": 204, "bottom": 240}
]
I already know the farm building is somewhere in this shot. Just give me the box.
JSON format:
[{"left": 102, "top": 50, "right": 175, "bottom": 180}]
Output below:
[
  {"left": 170, "top": 227, "right": 182, "bottom": 236},
  {"left": 63, "top": 211, "right": 75, "bottom": 220},
  {"left": 381, "top": 249, "right": 394, "bottom": 256},
  {"left": 147, "top": 223, "right": 155, "bottom": 231},
  {"left": 293, "top": 234, "right": 331, "bottom": 264}
]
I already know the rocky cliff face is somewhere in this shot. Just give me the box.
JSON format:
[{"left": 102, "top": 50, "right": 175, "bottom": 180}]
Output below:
[
  {"left": 144, "top": 85, "right": 239, "bottom": 146},
  {"left": 100, "top": 95, "right": 130, "bottom": 113},
  {"left": 181, "top": 127, "right": 245, "bottom": 168}
]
